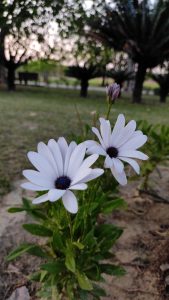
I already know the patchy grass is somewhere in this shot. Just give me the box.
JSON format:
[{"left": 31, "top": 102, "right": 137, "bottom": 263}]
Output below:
[{"left": 0, "top": 86, "right": 168, "bottom": 193}]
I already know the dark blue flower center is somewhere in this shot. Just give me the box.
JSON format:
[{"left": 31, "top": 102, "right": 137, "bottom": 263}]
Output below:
[
  {"left": 55, "top": 176, "right": 71, "bottom": 190},
  {"left": 107, "top": 147, "right": 118, "bottom": 158}
]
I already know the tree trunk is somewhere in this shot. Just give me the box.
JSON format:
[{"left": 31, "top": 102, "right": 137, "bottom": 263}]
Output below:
[
  {"left": 160, "top": 91, "right": 167, "bottom": 103},
  {"left": 7, "top": 67, "right": 16, "bottom": 91},
  {"left": 80, "top": 79, "right": 88, "bottom": 97},
  {"left": 132, "top": 63, "right": 147, "bottom": 103}
]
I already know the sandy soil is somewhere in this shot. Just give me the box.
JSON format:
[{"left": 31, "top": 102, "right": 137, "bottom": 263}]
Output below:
[{"left": 0, "top": 166, "right": 169, "bottom": 300}]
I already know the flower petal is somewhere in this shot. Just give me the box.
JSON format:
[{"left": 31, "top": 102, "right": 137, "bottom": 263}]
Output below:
[
  {"left": 118, "top": 150, "right": 148, "bottom": 160},
  {"left": 92, "top": 127, "right": 106, "bottom": 149},
  {"left": 32, "top": 193, "right": 49, "bottom": 204},
  {"left": 57, "top": 137, "right": 68, "bottom": 160},
  {"left": 85, "top": 140, "right": 98, "bottom": 149},
  {"left": 111, "top": 167, "right": 127, "bottom": 186},
  {"left": 81, "top": 168, "right": 104, "bottom": 183},
  {"left": 69, "top": 183, "right": 87, "bottom": 190},
  {"left": 48, "top": 189, "right": 66, "bottom": 202},
  {"left": 119, "top": 135, "right": 147, "bottom": 151},
  {"left": 119, "top": 157, "right": 140, "bottom": 174},
  {"left": 111, "top": 114, "right": 125, "bottom": 143},
  {"left": 23, "top": 170, "right": 54, "bottom": 188},
  {"left": 104, "top": 155, "right": 113, "bottom": 168},
  {"left": 67, "top": 143, "right": 86, "bottom": 178},
  {"left": 48, "top": 139, "right": 63, "bottom": 176},
  {"left": 79, "top": 154, "right": 99, "bottom": 170},
  {"left": 37, "top": 142, "right": 59, "bottom": 175},
  {"left": 62, "top": 190, "right": 78, "bottom": 214},
  {"left": 21, "top": 182, "right": 48, "bottom": 191},
  {"left": 99, "top": 118, "right": 111, "bottom": 148},
  {"left": 27, "top": 151, "right": 56, "bottom": 179},
  {"left": 71, "top": 168, "right": 91, "bottom": 185},
  {"left": 112, "top": 158, "right": 124, "bottom": 174},
  {"left": 86, "top": 145, "right": 106, "bottom": 156},
  {"left": 64, "top": 141, "right": 77, "bottom": 174},
  {"left": 115, "top": 120, "right": 136, "bottom": 147}
]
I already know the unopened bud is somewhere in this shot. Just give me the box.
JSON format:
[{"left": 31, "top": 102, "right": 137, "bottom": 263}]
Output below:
[{"left": 107, "top": 83, "right": 120, "bottom": 103}]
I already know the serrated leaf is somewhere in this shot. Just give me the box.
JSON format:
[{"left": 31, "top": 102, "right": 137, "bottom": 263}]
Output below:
[
  {"left": 23, "top": 223, "right": 52, "bottom": 237},
  {"left": 77, "top": 271, "right": 93, "bottom": 291},
  {"left": 6, "top": 243, "right": 34, "bottom": 261}
]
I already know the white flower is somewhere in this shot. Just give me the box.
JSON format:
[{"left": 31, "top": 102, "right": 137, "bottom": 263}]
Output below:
[
  {"left": 85, "top": 115, "right": 148, "bottom": 186},
  {"left": 21, "top": 138, "right": 104, "bottom": 214}
]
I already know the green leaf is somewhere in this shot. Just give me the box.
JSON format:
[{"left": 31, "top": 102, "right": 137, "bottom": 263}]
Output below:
[
  {"left": 100, "top": 264, "right": 126, "bottom": 276},
  {"left": 53, "top": 231, "right": 65, "bottom": 252},
  {"left": 8, "top": 207, "right": 25, "bottom": 213},
  {"left": 73, "top": 241, "right": 84, "bottom": 250},
  {"left": 23, "top": 223, "right": 52, "bottom": 237},
  {"left": 76, "top": 271, "right": 93, "bottom": 291},
  {"left": 41, "top": 261, "right": 64, "bottom": 274},
  {"left": 102, "top": 198, "right": 127, "bottom": 214},
  {"left": 92, "top": 284, "right": 107, "bottom": 297},
  {"left": 27, "top": 245, "right": 49, "bottom": 258},
  {"left": 6, "top": 243, "right": 34, "bottom": 261},
  {"left": 65, "top": 250, "right": 76, "bottom": 273}
]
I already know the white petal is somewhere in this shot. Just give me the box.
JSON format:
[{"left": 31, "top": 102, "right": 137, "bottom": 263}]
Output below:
[
  {"left": 79, "top": 154, "right": 99, "bottom": 170},
  {"left": 111, "top": 114, "right": 125, "bottom": 143},
  {"left": 112, "top": 158, "right": 124, "bottom": 173},
  {"left": 69, "top": 183, "right": 87, "bottom": 190},
  {"left": 85, "top": 140, "right": 98, "bottom": 149},
  {"left": 86, "top": 145, "right": 106, "bottom": 156},
  {"left": 118, "top": 150, "right": 148, "bottom": 160},
  {"left": 48, "top": 139, "right": 63, "bottom": 176},
  {"left": 104, "top": 155, "right": 113, "bottom": 168},
  {"left": 27, "top": 151, "right": 56, "bottom": 179},
  {"left": 71, "top": 168, "right": 91, "bottom": 185},
  {"left": 115, "top": 120, "right": 136, "bottom": 147},
  {"left": 57, "top": 137, "right": 68, "bottom": 160},
  {"left": 23, "top": 170, "right": 54, "bottom": 188},
  {"left": 37, "top": 142, "right": 59, "bottom": 175},
  {"left": 48, "top": 189, "right": 66, "bottom": 202},
  {"left": 99, "top": 118, "right": 111, "bottom": 148},
  {"left": 119, "top": 135, "right": 147, "bottom": 151},
  {"left": 21, "top": 182, "right": 48, "bottom": 191},
  {"left": 67, "top": 143, "right": 86, "bottom": 178},
  {"left": 92, "top": 127, "right": 106, "bottom": 149},
  {"left": 81, "top": 168, "right": 104, "bottom": 183},
  {"left": 64, "top": 141, "right": 77, "bottom": 174},
  {"left": 119, "top": 157, "right": 140, "bottom": 174},
  {"left": 62, "top": 190, "right": 78, "bottom": 214},
  {"left": 111, "top": 167, "right": 127, "bottom": 186},
  {"left": 32, "top": 193, "right": 49, "bottom": 204}
]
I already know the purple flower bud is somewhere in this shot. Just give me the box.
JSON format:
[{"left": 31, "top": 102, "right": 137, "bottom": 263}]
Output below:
[{"left": 107, "top": 83, "right": 120, "bottom": 102}]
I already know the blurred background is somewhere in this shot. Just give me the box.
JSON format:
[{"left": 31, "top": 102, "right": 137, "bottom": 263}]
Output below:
[{"left": 1, "top": 1, "right": 169, "bottom": 298}]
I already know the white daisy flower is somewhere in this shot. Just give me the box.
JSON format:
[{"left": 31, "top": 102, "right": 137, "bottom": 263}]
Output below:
[
  {"left": 21, "top": 138, "right": 104, "bottom": 214},
  {"left": 85, "top": 115, "right": 148, "bottom": 186}
]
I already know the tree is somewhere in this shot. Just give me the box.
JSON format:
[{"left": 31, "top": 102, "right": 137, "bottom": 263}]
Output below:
[
  {"left": 89, "top": 0, "right": 169, "bottom": 103},
  {"left": 0, "top": 0, "right": 65, "bottom": 90},
  {"left": 65, "top": 37, "right": 113, "bottom": 97},
  {"left": 151, "top": 62, "right": 169, "bottom": 103},
  {"left": 66, "top": 64, "right": 103, "bottom": 97},
  {"left": 106, "top": 53, "right": 134, "bottom": 95}
]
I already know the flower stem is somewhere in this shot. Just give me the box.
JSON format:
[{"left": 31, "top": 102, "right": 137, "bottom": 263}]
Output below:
[{"left": 106, "top": 102, "right": 113, "bottom": 119}]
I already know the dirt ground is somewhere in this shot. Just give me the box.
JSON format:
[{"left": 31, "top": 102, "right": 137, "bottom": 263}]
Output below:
[{"left": 0, "top": 166, "right": 169, "bottom": 300}]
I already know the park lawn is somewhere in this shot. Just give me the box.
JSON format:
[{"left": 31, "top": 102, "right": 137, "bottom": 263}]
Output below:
[{"left": 0, "top": 86, "right": 169, "bottom": 194}]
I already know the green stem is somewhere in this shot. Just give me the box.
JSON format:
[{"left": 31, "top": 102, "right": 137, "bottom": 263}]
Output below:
[{"left": 106, "top": 102, "right": 112, "bottom": 119}]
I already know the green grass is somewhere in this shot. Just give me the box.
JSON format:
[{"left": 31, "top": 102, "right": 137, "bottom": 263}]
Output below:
[{"left": 0, "top": 86, "right": 168, "bottom": 193}]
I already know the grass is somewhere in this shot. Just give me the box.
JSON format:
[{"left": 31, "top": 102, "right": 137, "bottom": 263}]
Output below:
[{"left": 0, "top": 85, "right": 168, "bottom": 194}]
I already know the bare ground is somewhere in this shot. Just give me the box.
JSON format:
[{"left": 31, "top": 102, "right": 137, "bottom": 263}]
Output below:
[{"left": 0, "top": 166, "right": 169, "bottom": 300}]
